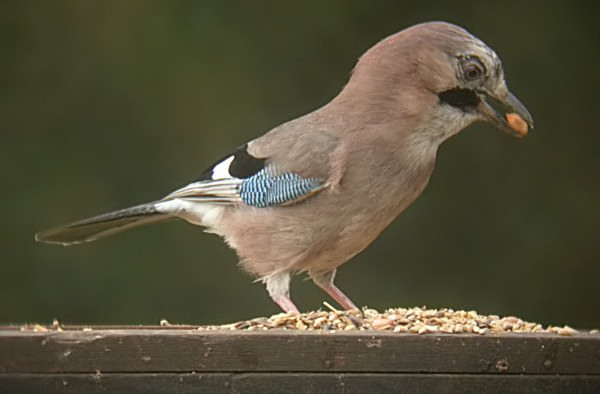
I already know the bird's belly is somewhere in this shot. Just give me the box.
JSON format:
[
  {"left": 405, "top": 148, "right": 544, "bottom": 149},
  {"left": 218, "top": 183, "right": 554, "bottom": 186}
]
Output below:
[
  {"left": 296, "top": 203, "right": 405, "bottom": 272},
  {"left": 216, "top": 166, "right": 430, "bottom": 277}
]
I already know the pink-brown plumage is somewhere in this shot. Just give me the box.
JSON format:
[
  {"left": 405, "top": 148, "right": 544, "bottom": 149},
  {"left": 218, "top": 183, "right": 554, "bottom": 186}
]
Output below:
[{"left": 36, "top": 22, "right": 533, "bottom": 313}]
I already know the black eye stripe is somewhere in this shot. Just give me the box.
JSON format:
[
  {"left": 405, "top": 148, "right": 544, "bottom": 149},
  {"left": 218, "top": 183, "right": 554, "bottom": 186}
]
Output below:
[{"left": 438, "top": 88, "right": 480, "bottom": 108}]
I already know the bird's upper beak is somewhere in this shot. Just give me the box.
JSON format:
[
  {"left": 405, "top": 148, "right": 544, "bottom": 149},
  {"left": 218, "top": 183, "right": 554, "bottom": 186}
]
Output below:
[{"left": 477, "top": 87, "right": 534, "bottom": 137}]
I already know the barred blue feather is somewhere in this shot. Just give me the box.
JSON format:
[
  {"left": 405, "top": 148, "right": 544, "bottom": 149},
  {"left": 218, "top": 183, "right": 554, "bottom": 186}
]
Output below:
[{"left": 240, "top": 169, "right": 322, "bottom": 208}]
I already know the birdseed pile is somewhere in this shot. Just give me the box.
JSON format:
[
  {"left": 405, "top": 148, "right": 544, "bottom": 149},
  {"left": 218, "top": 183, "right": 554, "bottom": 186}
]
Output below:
[
  {"left": 21, "top": 305, "right": 593, "bottom": 336},
  {"left": 191, "top": 304, "right": 585, "bottom": 336}
]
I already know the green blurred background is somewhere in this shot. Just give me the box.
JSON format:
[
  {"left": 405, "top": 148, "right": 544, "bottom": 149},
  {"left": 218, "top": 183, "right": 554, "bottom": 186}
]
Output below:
[{"left": 2, "top": 1, "right": 599, "bottom": 328}]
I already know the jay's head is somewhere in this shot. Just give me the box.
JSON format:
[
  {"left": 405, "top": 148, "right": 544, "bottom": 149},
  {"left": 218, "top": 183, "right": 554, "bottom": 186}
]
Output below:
[{"left": 343, "top": 22, "right": 533, "bottom": 141}]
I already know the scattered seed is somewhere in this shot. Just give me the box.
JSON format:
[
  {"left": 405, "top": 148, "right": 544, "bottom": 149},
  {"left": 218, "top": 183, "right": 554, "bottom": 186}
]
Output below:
[
  {"left": 556, "top": 326, "right": 578, "bottom": 336},
  {"left": 371, "top": 318, "right": 393, "bottom": 330},
  {"left": 20, "top": 307, "right": 591, "bottom": 336}
]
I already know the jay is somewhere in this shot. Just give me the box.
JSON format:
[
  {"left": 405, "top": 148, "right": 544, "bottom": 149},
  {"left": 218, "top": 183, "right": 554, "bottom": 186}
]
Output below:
[{"left": 37, "top": 22, "right": 533, "bottom": 313}]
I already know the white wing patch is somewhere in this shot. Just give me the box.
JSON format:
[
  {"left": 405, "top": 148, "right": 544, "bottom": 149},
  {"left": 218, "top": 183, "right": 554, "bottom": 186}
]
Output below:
[
  {"left": 155, "top": 199, "right": 225, "bottom": 229},
  {"left": 161, "top": 153, "right": 245, "bottom": 203},
  {"left": 211, "top": 155, "right": 234, "bottom": 179},
  {"left": 163, "top": 178, "right": 242, "bottom": 202}
]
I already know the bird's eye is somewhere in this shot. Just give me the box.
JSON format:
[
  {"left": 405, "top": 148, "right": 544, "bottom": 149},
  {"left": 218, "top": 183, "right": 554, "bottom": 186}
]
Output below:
[
  {"left": 460, "top": 57, "right": 485, "bottom": 82},
  {"left": 465, "top": 64, "right": 482, "bottom": 80}
]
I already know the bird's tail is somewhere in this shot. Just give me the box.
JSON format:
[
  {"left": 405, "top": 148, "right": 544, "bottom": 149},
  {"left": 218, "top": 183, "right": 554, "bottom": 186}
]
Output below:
[{"left": 35, "top": 202, "right": 173, "bottom": 246}]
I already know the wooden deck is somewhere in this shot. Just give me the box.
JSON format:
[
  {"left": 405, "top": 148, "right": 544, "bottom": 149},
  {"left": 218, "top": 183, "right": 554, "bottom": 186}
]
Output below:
[{"left": 1, "top": 326, "right": 599, "bottom": 393}]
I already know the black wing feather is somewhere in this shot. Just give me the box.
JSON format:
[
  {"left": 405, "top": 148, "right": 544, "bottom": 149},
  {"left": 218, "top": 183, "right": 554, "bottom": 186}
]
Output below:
[{"left": 196, "top": 144, "right": 266, "bottom": 181}]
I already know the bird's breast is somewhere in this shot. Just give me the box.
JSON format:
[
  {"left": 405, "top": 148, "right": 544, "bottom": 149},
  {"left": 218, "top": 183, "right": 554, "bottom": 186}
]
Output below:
[{"left": 293, "top": 141, "right": 437, "bottom": 272}]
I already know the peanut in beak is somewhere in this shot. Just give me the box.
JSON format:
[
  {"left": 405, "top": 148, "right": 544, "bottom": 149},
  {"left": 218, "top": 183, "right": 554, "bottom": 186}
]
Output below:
[{"left": 506, "top": 113, "right": 529, "bottom": 137}]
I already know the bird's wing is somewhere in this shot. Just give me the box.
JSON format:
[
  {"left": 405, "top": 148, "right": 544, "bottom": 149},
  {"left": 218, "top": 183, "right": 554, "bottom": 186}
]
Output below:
[{"left": 163, "top": 143, "right": 325, "bottom": 208}]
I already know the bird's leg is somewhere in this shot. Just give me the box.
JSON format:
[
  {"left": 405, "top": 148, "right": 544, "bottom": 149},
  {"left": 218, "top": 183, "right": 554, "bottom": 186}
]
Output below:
[
  {"left": 273, "top": 296, "right": 300, "bottom": 314},
  {"left": 310, "top": 269, "right": 359, "bottom": 311},
  {"left": 264, "top": 271, "right": 299, "bottom": 314},
  {"left": 324, "top": 284, "right": 359, "bottom": 311}
]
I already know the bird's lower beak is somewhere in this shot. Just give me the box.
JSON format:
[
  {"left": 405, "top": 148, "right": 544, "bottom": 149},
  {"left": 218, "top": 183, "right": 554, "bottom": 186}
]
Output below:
[{"left": 478, "top": 89, "right": 534, "bottom": 138}]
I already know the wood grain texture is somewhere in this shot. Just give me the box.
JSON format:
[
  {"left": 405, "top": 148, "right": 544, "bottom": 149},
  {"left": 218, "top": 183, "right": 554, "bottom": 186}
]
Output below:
[
  {"left": 1, "top": 328, "right": 599, "bottom": 393},
  {"left": 1, "top": 373, "right": 599, "bottom": 394}
]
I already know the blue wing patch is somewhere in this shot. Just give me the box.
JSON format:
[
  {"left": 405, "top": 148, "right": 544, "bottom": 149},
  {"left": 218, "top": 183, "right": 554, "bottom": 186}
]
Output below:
[
  {"left": 165, "top": 145, "right": 322, "bottom": 208},
  {"left": 240, "top": 169, "right": 322, "bottom": 208}
]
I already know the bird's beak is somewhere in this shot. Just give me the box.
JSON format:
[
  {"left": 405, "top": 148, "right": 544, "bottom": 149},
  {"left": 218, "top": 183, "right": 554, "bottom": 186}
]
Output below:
[{"left": 477, "top": 88, "right": 534, "bottom": 138}]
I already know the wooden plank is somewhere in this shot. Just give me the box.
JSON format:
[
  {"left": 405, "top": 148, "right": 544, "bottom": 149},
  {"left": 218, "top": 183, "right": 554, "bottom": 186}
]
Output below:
[
  {"left": 1, "top": 329, "right": 598, "bottom": 375},
  {"left": 1, "top": 373, "right": 599, "bottom": 393}
]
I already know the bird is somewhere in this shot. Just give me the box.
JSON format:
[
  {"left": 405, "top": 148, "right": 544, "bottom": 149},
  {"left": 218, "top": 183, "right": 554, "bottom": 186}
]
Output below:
[{"left": 36, "top": 22, "right": 533, "bottom": 314}]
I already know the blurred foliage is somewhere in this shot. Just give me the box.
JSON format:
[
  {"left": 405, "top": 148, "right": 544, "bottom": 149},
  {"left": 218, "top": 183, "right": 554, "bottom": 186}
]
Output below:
[{"left": 1, "top": 1, "right": 599, "bottom": 327}]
